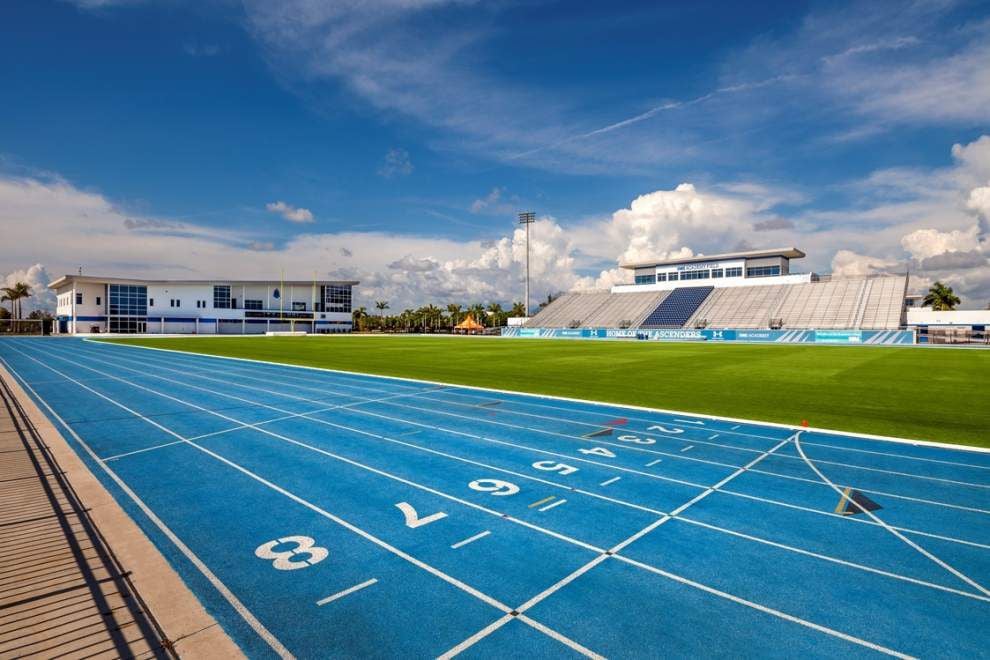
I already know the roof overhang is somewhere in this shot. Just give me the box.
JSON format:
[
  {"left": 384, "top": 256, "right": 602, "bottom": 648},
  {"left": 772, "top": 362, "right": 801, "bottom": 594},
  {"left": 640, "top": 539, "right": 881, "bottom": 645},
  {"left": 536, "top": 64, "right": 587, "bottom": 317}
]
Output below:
[
  {"left": 48, "top": 275, "right": 360, "bottom": 290},
  {"left": 620, "top": 247, "right": 805, "bottom": 270}
]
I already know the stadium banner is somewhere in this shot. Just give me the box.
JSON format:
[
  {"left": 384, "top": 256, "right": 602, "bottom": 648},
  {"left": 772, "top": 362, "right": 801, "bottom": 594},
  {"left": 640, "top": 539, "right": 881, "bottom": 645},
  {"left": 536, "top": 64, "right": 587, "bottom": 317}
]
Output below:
[{"left": 501, "top": 327, "right": 915, "bottom": 345}]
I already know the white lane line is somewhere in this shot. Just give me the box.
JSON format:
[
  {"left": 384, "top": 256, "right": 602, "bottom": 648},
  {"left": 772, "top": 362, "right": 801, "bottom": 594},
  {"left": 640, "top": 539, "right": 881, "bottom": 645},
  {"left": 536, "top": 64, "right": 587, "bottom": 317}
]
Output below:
[
  {"left": 645, "top": 459, "right": 662, "bottom": 467},
  {"left": 451, "top": 531, "right": 490, "bottom": 550},
  {"left": 731, "top": 425, "right": 740, "bottom": 430},
  {"left": 101, "top": 337, "right": 990, "bottom": 463},
  {"left": 62, "top": 342, "right": 990, "bottom": 536},
  {"left": 50, "top": 343, "right": 990, "bottom": 551},
  {"left": 538, "top": 499, "right": 567, "bottom": 513},
  {"left": 794, "top": 433, "right": 990, "bottom": 598},
  {"left": 709, "top": 434, "right": 720, "bottom": 440},
  {"left": 43, "top": 343, "right": 990, "bottom": 603},
  {"left": 43, "top": 345, "right": 990, "bottom": 628},
  {"left": 0, "top": 356, "right": 295, "bottom": 660},
  {"left": 443, "top": 431, "right": 914, "bottom": 660},
  {"left": 103, "top": 440, "right": 185, "bottom": 461},
  {"left": 614, "top": 554, "right": 913, "bottom": 659},
  {"left": 14, "top": 343, "right": 601, "bottom": 654},
  {"left": 95, "top": 340, "right": 990, "bottom": 487},
  {"left": 681, "top": 445, "right": 694, "bottom": 453},
  {"left": 599, "top": 477, "right": 620, "bottom": 487},
  {"left": 316, "top": 578, "right": 377, "bottom": 606},
  {"left": 674, "top": 418, "right": 705, "bottom": 425}
]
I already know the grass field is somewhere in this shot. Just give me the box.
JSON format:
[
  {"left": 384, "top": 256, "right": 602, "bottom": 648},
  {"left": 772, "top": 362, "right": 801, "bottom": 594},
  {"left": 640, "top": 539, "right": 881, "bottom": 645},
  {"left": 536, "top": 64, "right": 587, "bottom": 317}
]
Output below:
[{"left": 102, "top": 336, "right": 990, "bottom": 448}]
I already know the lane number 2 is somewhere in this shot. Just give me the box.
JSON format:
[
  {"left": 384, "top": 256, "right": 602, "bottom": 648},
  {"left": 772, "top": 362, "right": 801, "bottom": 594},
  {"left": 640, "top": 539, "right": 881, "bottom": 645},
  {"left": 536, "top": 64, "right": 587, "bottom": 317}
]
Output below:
[
  {"left": 255, "top": 536, "right": 329, "bottom": 571},
  {"left": 648, "top": 425, "right": 684, "bottom": 435}
]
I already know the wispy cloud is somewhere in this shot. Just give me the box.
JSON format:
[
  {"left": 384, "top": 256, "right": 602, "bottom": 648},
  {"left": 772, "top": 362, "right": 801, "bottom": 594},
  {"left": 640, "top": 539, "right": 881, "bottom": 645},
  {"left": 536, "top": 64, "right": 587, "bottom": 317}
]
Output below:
[
  {"left": 266, "top": 200, "right": 314, "bottom": 223},
  {"left": 378, "top": 148, "right": 414, "bottom": 178}
]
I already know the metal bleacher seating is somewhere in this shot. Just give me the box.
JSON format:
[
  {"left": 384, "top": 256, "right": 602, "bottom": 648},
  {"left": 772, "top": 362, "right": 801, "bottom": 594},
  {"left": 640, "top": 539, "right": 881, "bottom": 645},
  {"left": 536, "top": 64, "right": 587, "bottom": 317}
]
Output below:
[
  {"left": 523, "top": 291, "right": 612, "bottom": 328},
  {"left": 638, "top": 286, "right": 714, "bottom": 328},
  {"left": 687, "top": 284, "right": 787, "bottom": 329},
  {"left": 579, "top": 290, "right": 669, "bottom": 328}
]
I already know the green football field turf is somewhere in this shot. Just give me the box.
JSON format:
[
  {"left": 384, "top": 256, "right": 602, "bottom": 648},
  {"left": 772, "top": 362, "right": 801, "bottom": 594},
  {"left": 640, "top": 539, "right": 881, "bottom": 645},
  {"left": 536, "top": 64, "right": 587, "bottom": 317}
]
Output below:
[{"left": 101, "top": 336, "right": 989, "bottom": 448}]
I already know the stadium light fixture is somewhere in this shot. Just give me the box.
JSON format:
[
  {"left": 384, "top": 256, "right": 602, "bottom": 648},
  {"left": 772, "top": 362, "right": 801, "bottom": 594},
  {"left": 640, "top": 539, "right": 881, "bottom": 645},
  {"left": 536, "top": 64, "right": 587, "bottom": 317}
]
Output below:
[{"left": 518, "top": 211, "right": 536, "bottom": 317}]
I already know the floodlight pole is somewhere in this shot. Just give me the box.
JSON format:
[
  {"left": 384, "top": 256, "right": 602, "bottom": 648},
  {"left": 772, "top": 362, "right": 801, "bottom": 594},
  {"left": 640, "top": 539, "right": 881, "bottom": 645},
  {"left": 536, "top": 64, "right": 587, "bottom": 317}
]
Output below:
[{"left": 518, "top": 211, "right": 535, "bottom": 317}]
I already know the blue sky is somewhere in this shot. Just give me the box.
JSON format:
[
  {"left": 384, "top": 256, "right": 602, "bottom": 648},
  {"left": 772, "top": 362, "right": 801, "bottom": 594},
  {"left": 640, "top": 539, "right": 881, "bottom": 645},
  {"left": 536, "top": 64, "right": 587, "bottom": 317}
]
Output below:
[{"left": 2, "top": 0, "right": 989, "bottom": 308}]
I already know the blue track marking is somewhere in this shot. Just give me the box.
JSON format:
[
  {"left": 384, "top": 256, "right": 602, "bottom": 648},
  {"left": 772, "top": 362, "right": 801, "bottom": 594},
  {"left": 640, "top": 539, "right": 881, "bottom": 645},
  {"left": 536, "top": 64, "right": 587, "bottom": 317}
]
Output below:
[{"left": 1, "top": 337, "right": 988, "bottom": 659}]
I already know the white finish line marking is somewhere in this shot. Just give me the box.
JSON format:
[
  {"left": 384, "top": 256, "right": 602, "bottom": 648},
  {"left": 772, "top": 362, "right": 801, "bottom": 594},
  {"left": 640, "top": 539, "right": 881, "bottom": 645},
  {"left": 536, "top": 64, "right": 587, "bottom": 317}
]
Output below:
[
  {"left": 681, "top": 446, "right": 694, "bottom": 453},
  {"left": 317, "top": 578, "right": 378, "bottom": 606},
  {"left": 645, "top": 459, "right": 662, "bottom": 467},
  {"left": 451, "top": 531, "right": 491, "bottom": 549},
  {"left": 599, "top": 477, "right": 621, "bottom": 487},
  {"left": 538, "top": 499, "right": 567, "bottom": 512}
]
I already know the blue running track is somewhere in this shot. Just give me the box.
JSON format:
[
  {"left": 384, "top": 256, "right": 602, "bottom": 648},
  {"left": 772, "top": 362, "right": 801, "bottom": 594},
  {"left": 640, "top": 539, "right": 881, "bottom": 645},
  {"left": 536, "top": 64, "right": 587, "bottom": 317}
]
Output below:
[{"left": 1, "top": 337, "right": 987, "bottom": 658}]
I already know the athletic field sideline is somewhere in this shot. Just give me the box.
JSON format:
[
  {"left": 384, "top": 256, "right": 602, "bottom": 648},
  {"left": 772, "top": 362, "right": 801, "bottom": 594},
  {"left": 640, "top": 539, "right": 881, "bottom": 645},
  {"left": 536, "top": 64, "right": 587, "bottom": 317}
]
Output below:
[
  {"left": 0, "top": 337, "right": 987, "bottom": 658},
  {"left": 104, "top": 335, "right": 989, "bottom": 447}
]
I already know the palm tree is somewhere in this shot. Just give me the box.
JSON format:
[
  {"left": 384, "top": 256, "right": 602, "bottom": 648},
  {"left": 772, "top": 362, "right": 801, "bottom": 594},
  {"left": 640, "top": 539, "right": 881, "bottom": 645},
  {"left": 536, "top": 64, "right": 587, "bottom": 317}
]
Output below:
[
  {"left": 467, "top": 303, "right": 487, "bottom": 327},
  {"left": 510, "top": 301, "right": 526, "bottom": 318},
  {"left": 487, "top": 302, "right": 505, "bottom": 328},
  {"left": 923, "top": 281, "right": 961, "bottom": 311},
  {"left": 1, "top": 282, "right": 32, "bottom": 320},
  {"left": 446, "top": 303, "right": 462, "bottom": 328},
  {"left": 375, "top": 300, "right": 390, "bottom": 318},
  {"left": 352, "top": 306, "right": 368, "bottom": 331}
]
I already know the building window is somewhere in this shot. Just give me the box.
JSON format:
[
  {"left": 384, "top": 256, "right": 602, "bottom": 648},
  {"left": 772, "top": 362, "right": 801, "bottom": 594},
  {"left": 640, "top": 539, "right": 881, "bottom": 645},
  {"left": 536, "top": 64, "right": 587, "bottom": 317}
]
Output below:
[
  {"left": 213, "top": 285, "right": 231, "bottom": 309},
  {"left": 149, "top": 298, "right": 154, "bottom": 307},
  {"left": 668, "top": 272, "right": 678, "bottom": 281},
  {"left": 75, "top": 293, "right": 83, "bottom": 305},
  {"left": 680, "top": 270, "right": 710, "bottom": 280},
  {"left": 321, "top": 285, "right": 352, "bottom": 313},
  {"left": 746, "top": 265, "right": 781, "bottom": 278},
  {"left": 96, "top": 296, "right": 102, "bottom": 305},
  {"left": 292, "top": 302, "right": 307, "bottom": 311},
  {"left": 725, "top": 267, "right": 742, "bottom": 277},
  {"left": 634, "top": 274, "right": 656, "bottom": 285},
  {"left": 711, "top": 269, "right": 723, "bottom": 278},
  {"left": 656, "top": 273, "right": 667, "bottom": 282},
  {"left": 244, "top": 299, "right": 263, "bottom": 310},
  {"left": 108, "top": 284, "right": 147, "bottom": 319}
]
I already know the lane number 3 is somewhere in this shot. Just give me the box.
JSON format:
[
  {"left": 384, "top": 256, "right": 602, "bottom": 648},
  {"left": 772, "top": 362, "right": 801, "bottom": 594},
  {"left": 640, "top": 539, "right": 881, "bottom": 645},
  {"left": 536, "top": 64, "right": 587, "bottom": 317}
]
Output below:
[{"left": 255, "top": 535, "right": 329, "bottom": 571}]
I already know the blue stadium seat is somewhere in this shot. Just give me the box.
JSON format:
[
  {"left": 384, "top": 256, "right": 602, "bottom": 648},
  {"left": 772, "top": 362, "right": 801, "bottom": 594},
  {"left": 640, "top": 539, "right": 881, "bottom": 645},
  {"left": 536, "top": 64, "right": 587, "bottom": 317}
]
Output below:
[{"left": 638, "top": 286, "right": 714, "bottom": 328}]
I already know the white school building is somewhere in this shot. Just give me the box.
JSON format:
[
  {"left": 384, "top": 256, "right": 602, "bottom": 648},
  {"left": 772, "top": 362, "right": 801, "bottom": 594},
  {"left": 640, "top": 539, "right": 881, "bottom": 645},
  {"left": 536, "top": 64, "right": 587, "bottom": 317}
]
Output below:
[{"left": 50, "top": 275, "right": 358, "bottom": 335}]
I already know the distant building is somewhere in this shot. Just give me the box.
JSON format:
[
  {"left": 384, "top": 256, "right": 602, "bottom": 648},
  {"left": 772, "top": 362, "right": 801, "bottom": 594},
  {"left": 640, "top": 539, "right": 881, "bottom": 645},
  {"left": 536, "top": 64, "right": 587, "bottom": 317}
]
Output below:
[
  {"left": 49, "top": 275, "right": 357, "bottom": 335},
  {"left": 613, "top": 247, "right": 810, "bottom": 292}
]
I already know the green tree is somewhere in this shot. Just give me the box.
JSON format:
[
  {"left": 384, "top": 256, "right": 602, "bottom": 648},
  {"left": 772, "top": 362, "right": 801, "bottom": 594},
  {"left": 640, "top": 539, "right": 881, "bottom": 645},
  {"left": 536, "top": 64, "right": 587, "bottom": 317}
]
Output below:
[
  {"left": 1, "top": 282, "right": 33, "bottom": 320},
  {"left": 467, "top": 303, "right": 487, "bottom": 327},
  {"left": 486, "top": 302, "right": 505, "bottom": 328},
  {"left": 446, "top": 303, "right": 462, "bottom": 328},
  {"left": 923, "top": 281, "right": 961, "bottom": 311},
  {"left": 375, "top": 300, "right": 390, "bottom": 317},
  {"left": 509, "top": 301, "right": 526, "bottom": 318},
  {"left": 352, "top": 306, "right": 368, "bottom": 331}
]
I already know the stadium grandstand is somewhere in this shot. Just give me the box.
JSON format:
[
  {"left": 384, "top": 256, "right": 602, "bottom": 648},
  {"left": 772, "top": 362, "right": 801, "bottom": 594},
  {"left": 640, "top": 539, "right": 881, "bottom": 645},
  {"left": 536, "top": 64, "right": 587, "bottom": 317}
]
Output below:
[{"left": 524, "top": 247, "right": 908, "bottom": 330}]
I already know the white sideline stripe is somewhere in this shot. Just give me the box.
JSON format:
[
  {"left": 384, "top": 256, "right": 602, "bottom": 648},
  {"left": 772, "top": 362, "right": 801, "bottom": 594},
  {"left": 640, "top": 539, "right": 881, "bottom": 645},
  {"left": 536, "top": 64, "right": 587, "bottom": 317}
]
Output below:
[
  {"left": 89, "top": 337, "right": 990, "bottom": 457},
  {"left": 451, "top": 531, "right": 490, "bottom": 549},
  {"left": 56, "top": 343, "right": 990, "bottom": 543},
  {"left": 0, "top": 356, "right": 295, "bottom": 660},
  {"left": 445, "top": 432, "right": 914, "bottom": 659},
  {"left": 538, "top": 499, "right": 567, "bottom": 512},
  {"left": 39, "top": 342, "right": 990, "bottom": 601},
  {"left": 645, "top": 459, "right": 662, "bottom": 467},
  {"left": 18, "top": 344, "right": 601, "bottom": 659},
  {"left": 12, "top": 348, "right": 989, "bottom": 647},
  {"left": 794, "top": 433, "right": 990, "bottom": 598},
  {"left": 96, "top": 339, "right": 990, "bottom": 480},
  {"left": 103, "top": 439, "right": 185, "bottom": 461},
  {"left": 599, "top": 477, "right": 620, "bottom": 487},
  {"left": 316, "top": 578, "right": 377, "bottom": 606},
  {"left": 4, "top": 349, "right": 514, "bottom": 612},
  {"left": 681, "top": 445, "right": 694, "bottom": 452}
]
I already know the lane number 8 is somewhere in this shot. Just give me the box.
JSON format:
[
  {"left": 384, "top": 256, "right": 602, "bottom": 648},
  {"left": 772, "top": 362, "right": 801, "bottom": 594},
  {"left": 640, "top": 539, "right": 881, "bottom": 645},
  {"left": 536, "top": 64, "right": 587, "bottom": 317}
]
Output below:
[{"left": 255, "top": 535, "right": 329, "bottom": 571}]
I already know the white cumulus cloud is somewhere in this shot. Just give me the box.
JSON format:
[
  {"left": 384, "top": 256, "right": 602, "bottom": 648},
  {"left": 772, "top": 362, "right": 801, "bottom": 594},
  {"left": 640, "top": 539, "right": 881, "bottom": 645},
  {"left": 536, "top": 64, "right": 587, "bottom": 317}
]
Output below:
[{"left": 266, "top": 201, "right": 314, "bottom": 223}]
